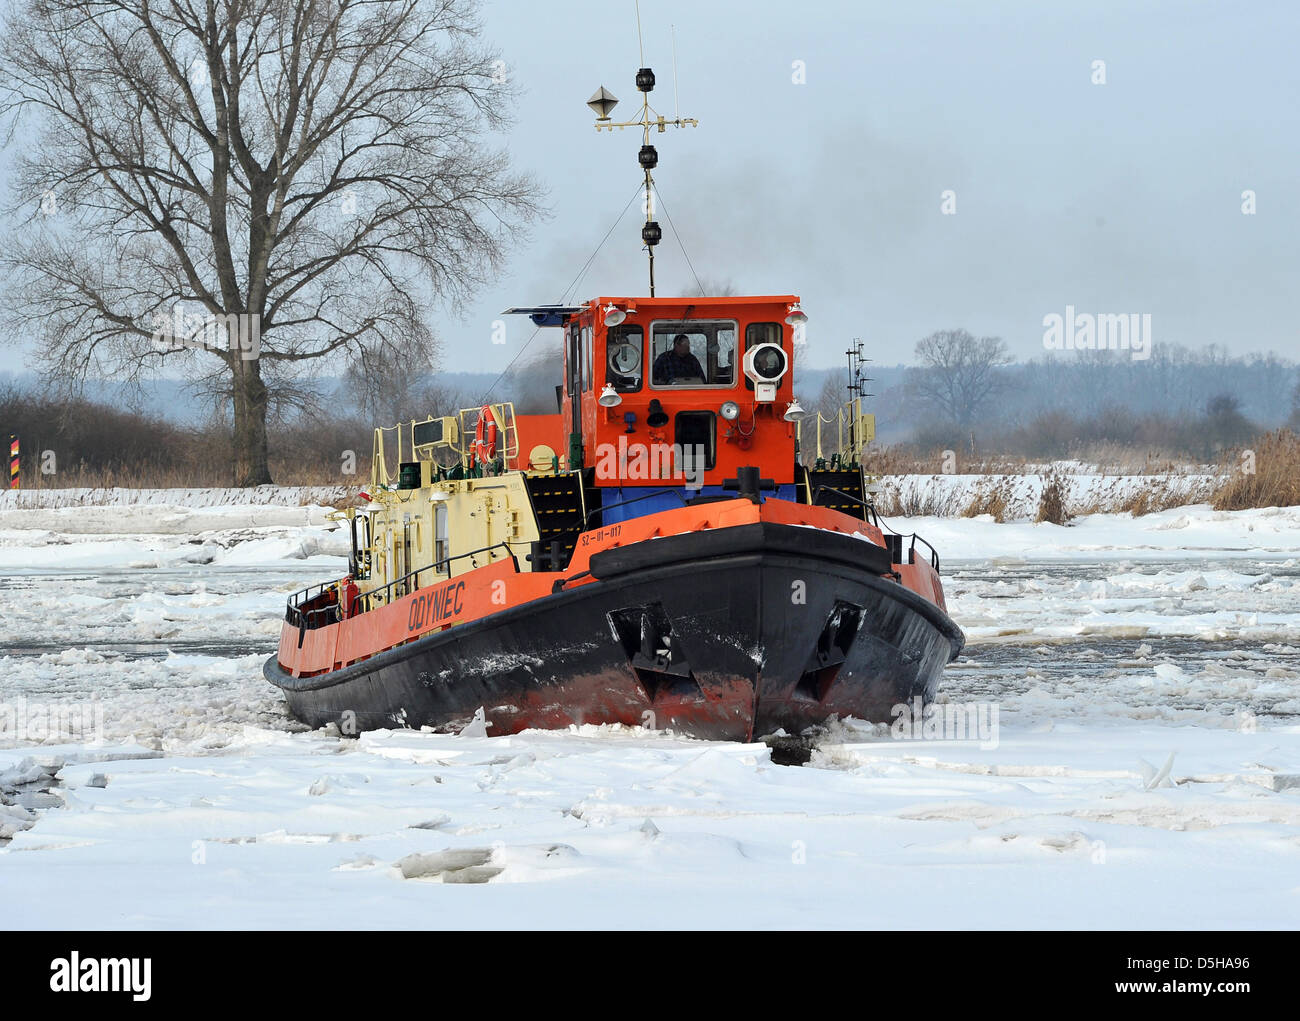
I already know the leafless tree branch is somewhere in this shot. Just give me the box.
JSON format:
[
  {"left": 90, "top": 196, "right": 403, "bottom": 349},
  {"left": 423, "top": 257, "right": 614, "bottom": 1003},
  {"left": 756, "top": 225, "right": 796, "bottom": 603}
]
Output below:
[{"left": 0, "top": 0, "right": 543, "bottom": 483}]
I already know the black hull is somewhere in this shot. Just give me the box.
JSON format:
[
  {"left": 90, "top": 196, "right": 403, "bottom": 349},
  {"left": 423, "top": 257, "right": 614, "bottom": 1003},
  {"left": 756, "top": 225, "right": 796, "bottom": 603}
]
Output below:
[{"left": 265, "top": 522, "right": 965, "bottom": 742}]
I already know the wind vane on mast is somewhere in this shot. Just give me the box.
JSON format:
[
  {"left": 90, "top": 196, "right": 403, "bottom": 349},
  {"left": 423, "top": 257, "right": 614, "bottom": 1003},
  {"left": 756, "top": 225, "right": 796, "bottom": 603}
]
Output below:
[{"left": 587, "top": 27, "right": 697, "bottom": 297}]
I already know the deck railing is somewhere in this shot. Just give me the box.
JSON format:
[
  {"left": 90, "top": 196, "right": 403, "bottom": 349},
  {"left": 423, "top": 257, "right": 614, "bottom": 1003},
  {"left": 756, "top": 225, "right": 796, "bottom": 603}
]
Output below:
[
  {"left": 285, "top": 542, "right": 519, "bottom": 630},
  {"left": 808, "top": 484, "right": 881, "bottom": 528}
]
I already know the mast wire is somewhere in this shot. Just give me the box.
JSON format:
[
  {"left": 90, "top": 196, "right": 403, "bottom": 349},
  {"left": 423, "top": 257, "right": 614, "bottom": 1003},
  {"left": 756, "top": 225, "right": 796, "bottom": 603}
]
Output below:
[
  {"left": 652, "top": 183, "right": 703, "bottom": 295},
  {"left": 477, "top": 183, "right": 645, "bottom": 405}
]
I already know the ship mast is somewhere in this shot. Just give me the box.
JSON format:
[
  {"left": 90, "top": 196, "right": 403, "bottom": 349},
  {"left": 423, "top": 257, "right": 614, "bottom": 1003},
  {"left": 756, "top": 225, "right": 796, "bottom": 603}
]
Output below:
[{"left": 587, "top": 13, "right": 697, "bottom": 296}]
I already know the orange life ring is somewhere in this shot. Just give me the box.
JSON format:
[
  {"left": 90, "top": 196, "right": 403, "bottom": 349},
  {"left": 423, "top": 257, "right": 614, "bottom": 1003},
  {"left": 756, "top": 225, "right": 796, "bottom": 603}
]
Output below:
[{"left": 473, "top": 405, "right": 499, "bottom": 463}]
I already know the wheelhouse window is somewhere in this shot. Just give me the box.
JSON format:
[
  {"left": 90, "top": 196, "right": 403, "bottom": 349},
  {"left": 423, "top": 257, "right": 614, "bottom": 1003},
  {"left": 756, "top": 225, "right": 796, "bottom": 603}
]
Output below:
[
  {"left": 581, "top": 325, "right": 593, "bottom": 393},
  {"left": 566, "top": 324, "right": 580, "bottom": 397},
  {"left": 744, "top": 322, "right": 782, "bottom": 391},
  {"left": 650, "top": 320, "right": 737, "bottom": 388},
  {"left": 606, "top": 324, "right": 643, "bottom": 392}
]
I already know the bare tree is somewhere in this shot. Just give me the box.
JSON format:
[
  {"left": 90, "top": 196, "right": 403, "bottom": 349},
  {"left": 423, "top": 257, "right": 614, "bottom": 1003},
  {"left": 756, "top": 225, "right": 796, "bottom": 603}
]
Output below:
[
  {"left": 0, "top": 0, "right": 541, "bottom": 485},
  {"left": 683, "top": 277, "right": 739, "bottom": 297},
  {"left": 342, "top": 348, "right": 423, "bottom": 425},
  {"left": 906, "top": 329, "right": 1012, "bottom": 426},
  {"left": 1203, "top": 391, "right": 1255, "bottom": 454},
  {"left": 809, "top": 369, "right": 848, "bottom": 421}
]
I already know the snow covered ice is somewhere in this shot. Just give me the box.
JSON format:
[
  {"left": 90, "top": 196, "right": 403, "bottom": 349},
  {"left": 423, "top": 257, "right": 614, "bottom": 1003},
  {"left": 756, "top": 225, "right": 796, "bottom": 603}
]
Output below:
[{"left": 2, "top": 495, "right": 1299, "bottom": 928}]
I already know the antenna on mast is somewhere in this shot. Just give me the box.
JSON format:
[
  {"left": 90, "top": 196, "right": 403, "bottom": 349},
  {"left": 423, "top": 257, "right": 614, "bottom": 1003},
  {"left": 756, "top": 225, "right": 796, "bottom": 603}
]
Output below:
[
  {"left": 586, "top": 8, "right": 698, "bottom": 297},
  {"left": 671, "top": 24, "right": 680, "bottom": 120},
  {"left": 635, "top": 0, "right": 645, "bottom": 65}
]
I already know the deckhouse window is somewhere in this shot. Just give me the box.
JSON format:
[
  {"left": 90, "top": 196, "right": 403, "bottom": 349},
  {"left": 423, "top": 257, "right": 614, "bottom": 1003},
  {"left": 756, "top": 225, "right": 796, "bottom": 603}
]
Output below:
[
  {"left": 674, "top": 411, "right": 716, "bottom": 472},
  {"left": 650, "top": 320, "right": 737, "bottom": 388},
  {"left": 434, "top": 504, "right": 448, "bottom": 570},
  {"left": 606, "top": 324, "right": 643, "bottom": 392}
]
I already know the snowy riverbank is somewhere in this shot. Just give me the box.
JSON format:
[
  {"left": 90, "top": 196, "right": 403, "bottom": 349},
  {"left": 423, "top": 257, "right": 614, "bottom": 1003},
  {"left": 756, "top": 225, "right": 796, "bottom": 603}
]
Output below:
[{"left": 0, "top": 485, "right": 353, "bottom": 512}]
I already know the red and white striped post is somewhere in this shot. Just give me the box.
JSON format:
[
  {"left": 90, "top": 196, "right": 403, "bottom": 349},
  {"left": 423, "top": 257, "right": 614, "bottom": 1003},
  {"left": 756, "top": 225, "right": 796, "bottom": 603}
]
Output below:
[{"left": 8, "top": 435, "right": 18, "bottom": 490}]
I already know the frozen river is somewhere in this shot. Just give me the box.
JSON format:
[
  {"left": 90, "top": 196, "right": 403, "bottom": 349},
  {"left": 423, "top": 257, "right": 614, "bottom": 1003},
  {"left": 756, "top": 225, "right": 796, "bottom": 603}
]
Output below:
[
  {"left": 1, "top": 502, "right": 1298, "bottom": 928},
  {"left": 3, "top": 550, "right": 1295, "bottom": 746}
]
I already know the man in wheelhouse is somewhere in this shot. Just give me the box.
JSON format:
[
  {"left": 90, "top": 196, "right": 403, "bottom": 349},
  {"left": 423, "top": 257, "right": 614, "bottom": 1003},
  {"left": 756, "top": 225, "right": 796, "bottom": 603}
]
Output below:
[{"left": 653, "top": 332, "right": 706, "bottom": 384}]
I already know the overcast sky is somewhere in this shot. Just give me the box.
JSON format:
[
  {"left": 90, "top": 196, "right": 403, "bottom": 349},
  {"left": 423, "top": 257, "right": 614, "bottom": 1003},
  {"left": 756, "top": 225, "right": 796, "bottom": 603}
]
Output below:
[{"left": 3, "top": 0, "right": 1296, "bottom": 380}]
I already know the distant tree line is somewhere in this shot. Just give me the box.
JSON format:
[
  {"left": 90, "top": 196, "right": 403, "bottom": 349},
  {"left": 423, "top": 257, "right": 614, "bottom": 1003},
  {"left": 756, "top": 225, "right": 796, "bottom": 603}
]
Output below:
[
  {"left": 798, "top": 331, "right": 1299, "bottom": 459},
  {"left": 0, "top": 383, "right": 373, "bottom": 487}
]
